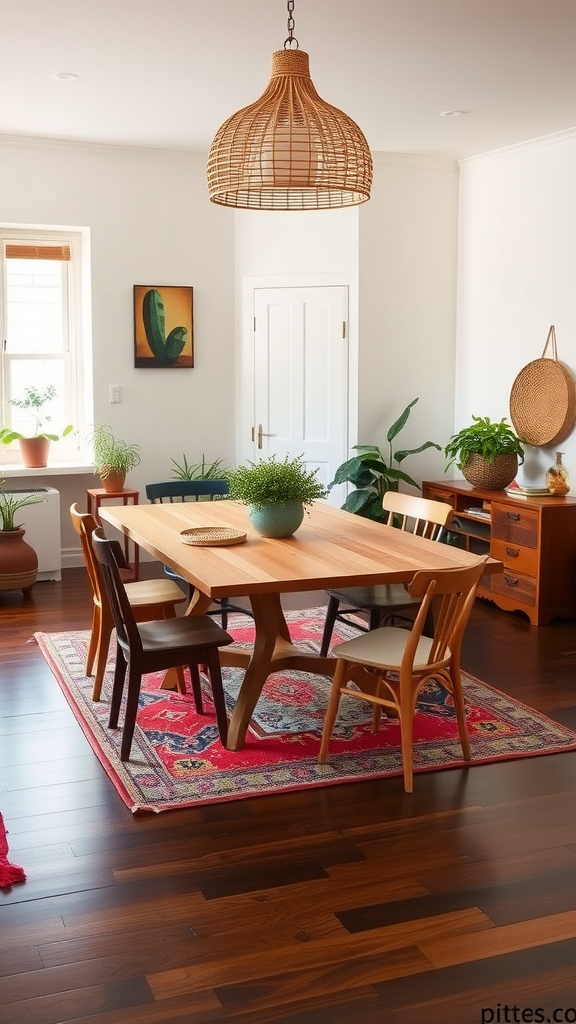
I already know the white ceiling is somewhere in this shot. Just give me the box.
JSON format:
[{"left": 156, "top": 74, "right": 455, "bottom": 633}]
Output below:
[{"left": 2, "top": 0, "right": 576, "bottom": 161}]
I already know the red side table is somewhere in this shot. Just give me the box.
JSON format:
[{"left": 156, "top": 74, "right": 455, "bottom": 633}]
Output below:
[{"left": 86, "top": 487, "right": 140, "bottom": 582}]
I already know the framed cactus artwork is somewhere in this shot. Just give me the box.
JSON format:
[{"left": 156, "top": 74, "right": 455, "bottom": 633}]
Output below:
[{"left": 133, "top": 285, "right": 194, "bottom": 368}]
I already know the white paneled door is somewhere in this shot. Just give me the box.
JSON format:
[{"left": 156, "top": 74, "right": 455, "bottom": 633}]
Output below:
[{"left": 252, "top": 285, "right": 349, "bottom": 507}]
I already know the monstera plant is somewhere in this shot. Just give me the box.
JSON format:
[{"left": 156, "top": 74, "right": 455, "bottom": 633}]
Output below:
[{"left": 142, "top": 289, "right": 188, "bottom": 365}]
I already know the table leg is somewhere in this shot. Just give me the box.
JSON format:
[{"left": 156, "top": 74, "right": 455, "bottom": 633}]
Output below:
[{"left": 223, "top": 593, "right": 336, "bottom": 750}]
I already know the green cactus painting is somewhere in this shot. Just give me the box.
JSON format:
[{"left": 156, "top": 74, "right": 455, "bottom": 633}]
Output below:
[{"left": 134, "top": 285, "right": 193, "bottom": 367}]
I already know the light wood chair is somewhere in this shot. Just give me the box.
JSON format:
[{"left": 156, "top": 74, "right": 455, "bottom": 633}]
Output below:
[
  {"left": 92, "top": 528, "right": 233, "bottom": 761},
  {"left": 318, "top": 557, "right": 488, "bottom": 793},
  {"left": 319, "top": 490, "right": 454, "bottom": 656},
  {"left": 70, "top": 503, "right": 187, "bottom": 701}
]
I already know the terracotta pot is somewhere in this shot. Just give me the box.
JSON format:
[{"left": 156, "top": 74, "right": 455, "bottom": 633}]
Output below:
[
  {"left": 0, "top": 528, "right": 38, "bottom": 593},
  {"left": 19, "top": 437, "right": 50, "bottom": 469},
  {"left": 100, "top": 470, "right": 127, "bottom": 493},
  {"left": 462, "top": 453, "right": 518, "bottom": 491}
]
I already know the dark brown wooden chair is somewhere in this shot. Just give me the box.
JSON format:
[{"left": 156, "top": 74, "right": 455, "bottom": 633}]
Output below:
[
  {"left": 71, "top": 503, "right": 187, "bottom": 701},
  {"left": 91, "top": 527, "right": 233, "bottom": 762}
]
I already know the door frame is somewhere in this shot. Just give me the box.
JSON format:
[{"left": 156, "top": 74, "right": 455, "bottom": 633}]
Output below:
[{"left": 237, "top": 272, "right": 359, "bottom": 469}]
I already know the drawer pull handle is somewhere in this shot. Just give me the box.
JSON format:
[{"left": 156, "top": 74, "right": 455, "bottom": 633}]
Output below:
[
  {"left": 506, "top": 547, "right": 519, "bottom": 558},
  {"left": 506, "top": 512, "right": 521, "bottom": 522},
  {"left": 504, "top": 575, "right": 519, "bottom": 588}
]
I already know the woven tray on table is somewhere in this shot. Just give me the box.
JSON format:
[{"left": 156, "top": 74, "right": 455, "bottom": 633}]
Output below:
[
  {"left": 510, "top": 325, "right": 576, "bottom": 446},
  {"left": 180, "top": 527, "right": 247, "bottom": 547}
]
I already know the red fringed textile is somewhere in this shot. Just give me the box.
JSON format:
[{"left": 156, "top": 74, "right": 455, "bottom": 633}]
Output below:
[{"left": 0, "top": 813, "right": 26, "bottom": 888}]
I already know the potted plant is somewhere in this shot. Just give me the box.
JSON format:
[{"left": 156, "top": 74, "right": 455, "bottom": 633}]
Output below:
[
  {"left": 228, "top": 453, "right": 327, "bottom": 537},
  {"left": 170, "top": 453, "right": 231, "bottom": 482},
  {"left": 0, "top": 482, "right": 45, "bottom": 593},
  {"left": 0, "top": 385, "right": 73, "bottom": 468},
  {"left": 328, "top": 399, "right": 441, "bottom": 522},
  {"left": 90, "top": 425, "right": 141, "bottom": 493},
  {"left": 444, "top": 415, "right": 525, "bottom": 490}
]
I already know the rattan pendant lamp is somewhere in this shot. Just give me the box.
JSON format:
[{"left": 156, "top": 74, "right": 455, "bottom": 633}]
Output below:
[{"left": 207, "top": 0, "right": 373, "bottom": 210}]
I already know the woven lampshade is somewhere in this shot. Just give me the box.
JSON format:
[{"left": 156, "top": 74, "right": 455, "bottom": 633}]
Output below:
[{"left": 207, "top": 48, "right": 373, "bottom": 210}]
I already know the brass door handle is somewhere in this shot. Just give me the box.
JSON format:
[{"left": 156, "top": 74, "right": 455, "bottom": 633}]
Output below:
[{"left": 257, "top": 424, "right": 274, "bottom": 450}]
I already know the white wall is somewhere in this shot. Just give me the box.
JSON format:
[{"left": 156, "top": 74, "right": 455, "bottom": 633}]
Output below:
[
  {"left": 456, "top": 130, "right": 576, "bottom": 486},
  {"left": 359, "top": 154, "right": 460, "bottom": 486},
  {"left": 0, "top": 136, "right": 236, "bottom": 557}
]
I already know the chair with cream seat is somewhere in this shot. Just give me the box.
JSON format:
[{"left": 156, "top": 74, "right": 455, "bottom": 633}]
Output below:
[
  {"left": 318, "top": 557, "right": 488, "bottom": 793},
  {"left": 71, "top": 503, "right": 187, "bottom": 701},
  {"left": 319, "top": 490, "right": 453, "bottom": 656},
  {"left": 92, "top": 527, "right": 233, "bottom": 761}
]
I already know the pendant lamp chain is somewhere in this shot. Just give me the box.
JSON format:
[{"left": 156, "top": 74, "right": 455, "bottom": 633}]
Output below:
[{"left": 207, "top": 0, "right": 373, "bottom": 210}]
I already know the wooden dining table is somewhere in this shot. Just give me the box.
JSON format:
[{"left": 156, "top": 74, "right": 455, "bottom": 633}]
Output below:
[{"left": 100, "top": 499, "right": 501, "bottom": 750}]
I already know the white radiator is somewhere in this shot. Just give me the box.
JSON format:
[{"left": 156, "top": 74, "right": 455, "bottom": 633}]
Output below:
[{"left": 6, "top": 487, "right": 61, "bottom": 581}]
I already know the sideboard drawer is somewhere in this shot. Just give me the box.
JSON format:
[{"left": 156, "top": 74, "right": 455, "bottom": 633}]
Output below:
[
  {"left": 491, "top": 503, "right": 538, "bottom": 548},
  {"left": 488, "top": 568, "right": 536, "bottom": 606},
  {"left": 491, "top": 537, "right": 538, "bottom": 577}
]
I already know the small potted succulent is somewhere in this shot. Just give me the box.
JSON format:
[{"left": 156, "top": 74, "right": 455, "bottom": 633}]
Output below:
[
  {"left": 89, "top": 425, "right": 141, "bottom": 493},
  {"left": 228, "top": 453, "right": 327, "bottom": 537},
  {"left": 445, "top": 415, "right": 525, "bottom": 490},
  {"left": 0, "top": 385, "right": 73, "bottom": 468}
]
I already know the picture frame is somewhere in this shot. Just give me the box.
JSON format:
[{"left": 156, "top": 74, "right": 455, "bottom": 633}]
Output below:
[{"left": 133, "top": 285, "right": 194, "bottom": 368}]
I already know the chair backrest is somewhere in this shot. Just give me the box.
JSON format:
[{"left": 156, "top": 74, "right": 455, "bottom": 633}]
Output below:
[
  {"left": 91, "top": 528, "right": 141, "bottom": 655},
  {"left": 405, "top": 556, "right": 488, "bottom": 669},
  {"left": 70, "top": 502, "right": 104, "bottom": 607},
  {"left": 382, "top": 490, "right": 452, "bottom": 540},
  {"left": 145, "top": 480, "right": 229, "bottom": 504}
]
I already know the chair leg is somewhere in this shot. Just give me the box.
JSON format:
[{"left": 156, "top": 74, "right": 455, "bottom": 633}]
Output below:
[
  {"left": 108, "top": 644, "right": 127, "bottom": 728},
  {"left": 368, "top": 608, "right": 381, "bottom": 631},
  {"left": 220, "top": 598, "right": 228, "bottom": 631},
  {"left": 92, "top": 610, "right": 114, "bottom": 702},
  {"left": 398, "top": 698, "right": 416, "bottom": 794},
  {"left": 188, "top": 664, "right": 204, "bottom": 714},
  {"left": 85, "top": 603, "right": 100, "bottom": 676},
  {"left": 120, "top": 662, "right": 143, "bottom": 762},
  {"left": 320, "top": 596, "right": 340, "bottom": 657},
  {"left": 451, "top": 665, "right": 472, "bottom": 760},
  {"left": 205, "top": 649, "right": 228, "bottom": 746},
  {"left": 318, "top": 659, "right": 347, "bottom": 762}
]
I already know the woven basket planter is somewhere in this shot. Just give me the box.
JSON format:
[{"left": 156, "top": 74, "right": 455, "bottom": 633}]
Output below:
[{"left": 461, "top": 453, "right": 518, "bottom": 491}]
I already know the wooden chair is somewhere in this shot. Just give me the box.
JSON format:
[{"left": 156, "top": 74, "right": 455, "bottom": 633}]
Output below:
[
  {"left": 319, "top": 490, "right": 453, "bottom": 656},
  {"left": 318, "top": 557, "right": 488, "bottom": 793},
  {"left": 145, "top": 480, "right": 252, "bottom": 628},
  {"left": 92, "top": 528, "right": 233, "bottom": 762},
  {"left": 71, "top": 503, "right": 187, "bottom": 701}
]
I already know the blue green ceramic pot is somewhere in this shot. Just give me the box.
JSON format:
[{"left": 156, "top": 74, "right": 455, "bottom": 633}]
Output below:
[{"left": 248, "top": 501, "right": 304, "bottom": 538}]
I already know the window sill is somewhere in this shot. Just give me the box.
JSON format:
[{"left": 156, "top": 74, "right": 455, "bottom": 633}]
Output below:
[{"left": 0, "top": 462, "right": 96, "bottom": 478}]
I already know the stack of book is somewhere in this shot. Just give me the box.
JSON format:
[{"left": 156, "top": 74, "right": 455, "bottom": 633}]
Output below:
[{"left": 506, "top": 483, "right": 552, "bottom": 498}]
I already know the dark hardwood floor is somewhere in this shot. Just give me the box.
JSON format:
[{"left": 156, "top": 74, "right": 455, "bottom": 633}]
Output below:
[{"left": 1, "top": 569, "right": 575, "bottom": 1024}]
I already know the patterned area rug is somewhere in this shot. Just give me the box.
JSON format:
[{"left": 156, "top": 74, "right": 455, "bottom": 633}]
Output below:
[{"left": 35, "top": 609, "right": 576, "bottom": 813}]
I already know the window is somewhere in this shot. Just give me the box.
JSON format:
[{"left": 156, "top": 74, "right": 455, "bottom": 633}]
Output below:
[{"left": 0, "top": 227, "right": 92, "bottom": 465}]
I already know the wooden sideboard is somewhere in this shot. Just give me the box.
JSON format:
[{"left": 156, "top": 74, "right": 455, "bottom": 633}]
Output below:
[{"left": 423, "top": 479, "right": 576, "bottom": 626}]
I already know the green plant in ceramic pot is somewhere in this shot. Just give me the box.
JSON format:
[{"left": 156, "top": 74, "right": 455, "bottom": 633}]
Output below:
[
  {"left": 445, "top": 415, "right": 525, "bottom": 490},
  {"left": 89, "top": 425, "right": 141, "bottom": 493},
  {"left": 328, "top": 399, "right": 441, "bottom": 523},
  {"left": 228, "top": 454, "right": 327, "bottom": 537},
  {"left": 0, "top": 385, "right": 73, "bottom": 468},
  {"left": 0, "top": 480, "right": 45, "bottom": 593}
]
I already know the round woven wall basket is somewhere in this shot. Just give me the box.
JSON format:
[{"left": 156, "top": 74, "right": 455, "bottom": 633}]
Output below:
[
  {"left": 510, "top": 326, "right": 576, "bottom": 446},
  {"left": 462, "top": 453, "right": 519, "bottom": 491}
]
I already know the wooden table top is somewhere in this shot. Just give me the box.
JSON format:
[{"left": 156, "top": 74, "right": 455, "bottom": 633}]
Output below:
[{"left": 99, "top": 500, "right": 499, "bottom": 600}]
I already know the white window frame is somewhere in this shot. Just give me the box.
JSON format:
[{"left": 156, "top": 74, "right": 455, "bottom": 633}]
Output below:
[{"left": 0, "top": 224, "right": 93, "bottom": 467}]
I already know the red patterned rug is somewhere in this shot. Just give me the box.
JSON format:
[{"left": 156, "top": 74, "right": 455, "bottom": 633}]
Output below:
[{"left": 35, "top": 609, "right": 576, "bottom": 813}]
